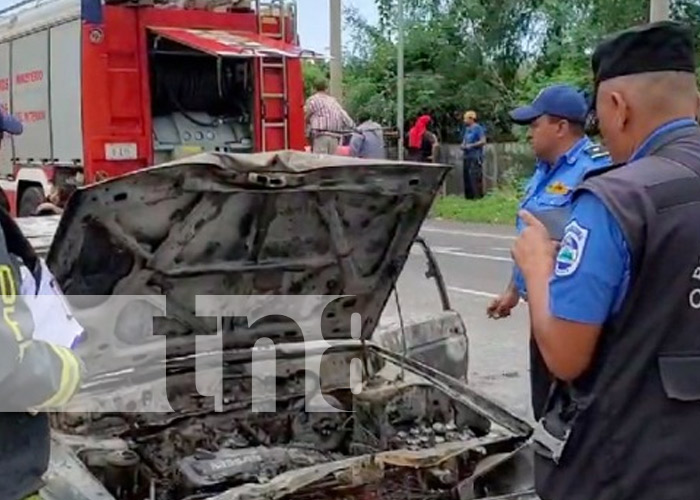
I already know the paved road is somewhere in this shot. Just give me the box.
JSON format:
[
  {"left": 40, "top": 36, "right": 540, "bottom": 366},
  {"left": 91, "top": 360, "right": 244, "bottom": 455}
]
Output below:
[{"left": 381, "top": 218, "right": 533, "bottom": 422}]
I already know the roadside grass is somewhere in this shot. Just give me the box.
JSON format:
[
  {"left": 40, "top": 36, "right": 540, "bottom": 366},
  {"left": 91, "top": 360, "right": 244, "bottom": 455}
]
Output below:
[{"left": 431, "top": 188, "right": 520, "bottom": 225}]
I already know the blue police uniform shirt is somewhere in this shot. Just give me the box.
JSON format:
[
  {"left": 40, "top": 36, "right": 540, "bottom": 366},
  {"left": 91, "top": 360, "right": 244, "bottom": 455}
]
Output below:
[
  {"left": 513, "top": 136, "right": 611, "bottom": 298},
  {"left": 462, "top": 123, "right": 486, "bottom": 160},
  {"left": 550, "top": 118, "right": 699, "bottom": 324}
]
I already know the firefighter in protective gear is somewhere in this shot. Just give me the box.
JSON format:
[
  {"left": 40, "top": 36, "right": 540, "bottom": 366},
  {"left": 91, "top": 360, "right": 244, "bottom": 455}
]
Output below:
[{"left": 0, "top": 105, "right": 85, "bottom": 500}]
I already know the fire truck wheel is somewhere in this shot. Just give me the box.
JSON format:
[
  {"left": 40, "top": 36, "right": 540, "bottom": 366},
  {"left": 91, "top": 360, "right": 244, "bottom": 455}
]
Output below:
[{"left": 19, "top": 186, "right": 45, "bottom": 217}]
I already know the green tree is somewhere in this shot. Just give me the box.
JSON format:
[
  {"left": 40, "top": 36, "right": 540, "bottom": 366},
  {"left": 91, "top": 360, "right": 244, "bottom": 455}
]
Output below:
[
  {"left": 520, "top": 0, "right": 700, "bottom": 103},
  {"left": 302, "top": 60, "right": 329, "bottom": 99},
  {"left": 310, "top": 0, "right": 700, "bottom": 144},
  {"left": 345, "top": 0, "right": 544, "bottom": 141}
]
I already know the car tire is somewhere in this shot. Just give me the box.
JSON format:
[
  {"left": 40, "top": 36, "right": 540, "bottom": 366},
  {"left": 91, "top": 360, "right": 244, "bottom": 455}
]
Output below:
[{"left": 19, "top": 186, "right": 45, "bottom": 217}]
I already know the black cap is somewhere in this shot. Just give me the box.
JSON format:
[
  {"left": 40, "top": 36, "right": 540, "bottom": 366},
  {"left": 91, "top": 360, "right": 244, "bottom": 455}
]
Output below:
[{"left": 592, "top": 21, "right": 696, "bottom": 92}]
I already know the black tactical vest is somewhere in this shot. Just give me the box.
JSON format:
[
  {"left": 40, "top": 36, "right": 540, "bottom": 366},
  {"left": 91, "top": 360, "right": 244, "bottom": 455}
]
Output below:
[
  {"left": 0, "top": 413, "right": 50, "bottom": 499},
  {"left": 0, "top": 208, "right": 50, "bottom": 500},
  {"left": 533, "top": 125, "right": 700, "bottom": 500}
]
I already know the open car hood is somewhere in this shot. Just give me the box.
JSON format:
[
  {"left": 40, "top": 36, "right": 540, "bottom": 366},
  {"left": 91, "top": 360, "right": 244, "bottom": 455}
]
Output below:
[{"left": 46, "top": 151, "right": 449, "bottom": 376}]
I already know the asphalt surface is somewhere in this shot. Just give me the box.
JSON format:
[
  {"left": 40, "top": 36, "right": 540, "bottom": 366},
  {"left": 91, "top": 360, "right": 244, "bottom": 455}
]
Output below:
[{"left": 381, "top": 218, "right": 533, "bottom": 422}]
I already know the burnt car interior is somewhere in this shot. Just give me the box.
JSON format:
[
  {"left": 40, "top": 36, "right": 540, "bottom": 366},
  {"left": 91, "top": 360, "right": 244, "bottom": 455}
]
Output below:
[
  {"left": 33, "top": 152, "right": 534, "bottom": 500},
  {"left": 50, "top": 360, "right": 526, "bottom": 500}
]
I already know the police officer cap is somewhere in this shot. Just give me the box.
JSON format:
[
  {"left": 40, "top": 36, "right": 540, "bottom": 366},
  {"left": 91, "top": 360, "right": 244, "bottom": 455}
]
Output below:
[{"left": 592, "top": 21, "right": 696, "bottom": 90}]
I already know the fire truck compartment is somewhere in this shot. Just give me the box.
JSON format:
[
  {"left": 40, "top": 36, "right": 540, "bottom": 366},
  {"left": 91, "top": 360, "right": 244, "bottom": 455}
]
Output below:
[{"left": 148, "top": 28, "right": 257, "bottom": 163}]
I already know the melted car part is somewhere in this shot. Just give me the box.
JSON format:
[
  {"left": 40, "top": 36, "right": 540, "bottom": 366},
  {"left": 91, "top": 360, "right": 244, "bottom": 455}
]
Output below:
[
  {"left": 178, "top": 446, "right": 335, "bottom": 495},
  {"left": 352, "top": 376, "right": 490, "bottom": 454},
  {"left": 291, "top": 468, "right": 448, "bottom": 500},
  {"left": 290, "top": 394, "right": 349, "bottom": 452},
  {"left": 59, "top": 379, "right": 511, "bottom": 500},
  {"left": 93, "top": 391, "right": 355, "bottom": 498},
  {"left": 48, "top": 356, "right": 534, "bottom": 500},
  {"left": 103, "top": 450, "right": 141, "bottom": 500},
  {"left": 49, "top": 343, "right": 532, "bottom": 500}
]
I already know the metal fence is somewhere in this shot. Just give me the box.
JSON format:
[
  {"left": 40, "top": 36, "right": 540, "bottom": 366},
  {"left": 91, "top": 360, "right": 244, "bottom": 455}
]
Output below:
[
  {"left": 385, "top": 138, "right": 534, "bottom": 196},
  {"left": 437, "top": 142, "right": 534, "bottom": 196}
]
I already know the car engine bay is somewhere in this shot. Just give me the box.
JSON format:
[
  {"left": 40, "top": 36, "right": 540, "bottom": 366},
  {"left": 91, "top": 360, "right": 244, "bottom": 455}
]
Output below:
[{"left": 50, "top": 357, "right": 524, "bottom": 500}]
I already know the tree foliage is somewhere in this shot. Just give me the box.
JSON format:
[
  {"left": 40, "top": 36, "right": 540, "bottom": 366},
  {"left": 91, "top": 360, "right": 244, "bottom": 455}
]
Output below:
[
  {"left": 318, "top": 0, "right": 700, "bottom": 142},
  {"left": 303, "top": 60, "right": 329, "bottom": 98}
]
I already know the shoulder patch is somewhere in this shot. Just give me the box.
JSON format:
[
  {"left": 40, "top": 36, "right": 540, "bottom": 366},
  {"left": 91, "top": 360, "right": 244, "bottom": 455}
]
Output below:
[
  {"left": 584, "top": 143, "right": 610, "bottom": 160},
  {"left": 555, "top": 220, "right": 589, "bottom": 277}
]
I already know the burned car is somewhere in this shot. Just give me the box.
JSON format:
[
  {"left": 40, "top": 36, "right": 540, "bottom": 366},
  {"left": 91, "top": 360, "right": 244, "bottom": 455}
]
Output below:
[{"left": 16, "top": 152, "right": 535, "bottom": 500}]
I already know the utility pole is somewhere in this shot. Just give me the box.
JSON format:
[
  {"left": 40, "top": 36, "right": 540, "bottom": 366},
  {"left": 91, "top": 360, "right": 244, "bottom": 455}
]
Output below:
[
  {"left": 397, "top": 0, "right": 405, "bottom": 160},
  {"left": 329, "top": 0, "right": 343, "bottom": 102},
  {"left": 649, "top": 0, "right": 671, "bottom": 22}
]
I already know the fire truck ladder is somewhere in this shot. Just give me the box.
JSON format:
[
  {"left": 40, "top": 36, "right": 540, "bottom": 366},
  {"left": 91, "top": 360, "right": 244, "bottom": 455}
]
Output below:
[
  {"left": 256, "top": 0, "right": 292, "bottom": 151},
  {"left": 255, "top": 0, "right": 288, "bottom": 40},
  {"left": 258, "top": 56, "right": 289, "bottom": 151}
]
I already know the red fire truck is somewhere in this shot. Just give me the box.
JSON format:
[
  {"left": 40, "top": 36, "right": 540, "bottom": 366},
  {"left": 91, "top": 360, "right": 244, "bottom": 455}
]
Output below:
[{"left": 0, "top": 0, "right": 319, "bottom": 216}]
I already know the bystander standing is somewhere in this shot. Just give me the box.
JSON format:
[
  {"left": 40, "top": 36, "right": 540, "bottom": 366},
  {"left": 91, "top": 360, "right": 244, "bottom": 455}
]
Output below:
[
  {"left": 304, "top": 78, "right": 355, "bottom": 154},
  {"left": 405, "top": 115, "right": 439, "bottom": 162},
  {"left": 348, "top": 112, "right": 386, "bottom": 159},
  {"left": 461, "top": 110, "right": 487, "bottom": 199}
]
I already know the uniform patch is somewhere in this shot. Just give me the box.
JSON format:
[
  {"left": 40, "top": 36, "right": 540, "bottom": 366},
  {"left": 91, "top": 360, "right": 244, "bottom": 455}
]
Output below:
[
  {"left": 546, "top": 181, "right": 570, "bottom": 195},
  {"left": 555, "top": 220, "right": 589, "bottom": 277},
  {"left": 584, "top": 143, "right": 610, "bottom": 160}
]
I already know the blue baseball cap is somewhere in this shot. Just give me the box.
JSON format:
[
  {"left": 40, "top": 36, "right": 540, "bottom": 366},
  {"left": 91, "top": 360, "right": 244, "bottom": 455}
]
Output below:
[
  {"left": 0, "top": 106, "right": 22, "bottom": 135},
  {"left": 509, "top": 84, "right": 588, "bottom": 125}
]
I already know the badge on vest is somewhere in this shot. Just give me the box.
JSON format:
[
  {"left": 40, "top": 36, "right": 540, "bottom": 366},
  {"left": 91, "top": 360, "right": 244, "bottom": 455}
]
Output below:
[
  {"left": 555, "top": 220, "right": 589, "bottom": 277},
  {"left": 546, "top": 181, "right": 570, "bottom": 195}
]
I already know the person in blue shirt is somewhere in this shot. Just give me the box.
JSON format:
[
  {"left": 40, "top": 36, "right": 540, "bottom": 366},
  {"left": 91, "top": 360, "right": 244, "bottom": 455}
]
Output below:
[
  {"left": 512, "top": 49, "right": 700, "bottom": 387},
  {"left": 486, "top": 84, "right": 611, "bottom": 419},
  {"left": 461, "top": 110, "right": 487, "bottom": 199},
  {"left": 511, "top": 21, "right": 700, "bottom": 500}
]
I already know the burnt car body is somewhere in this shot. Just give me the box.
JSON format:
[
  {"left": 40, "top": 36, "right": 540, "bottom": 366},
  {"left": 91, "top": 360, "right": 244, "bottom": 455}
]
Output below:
[{"left": 15, "top": 151, "right": 537, "bottom": 500}]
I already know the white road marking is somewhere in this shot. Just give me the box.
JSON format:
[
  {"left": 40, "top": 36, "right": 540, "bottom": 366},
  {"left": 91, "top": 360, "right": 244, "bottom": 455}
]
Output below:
[
  {"left": 491, "top": 247, "right": 512, "bottom": 252},
  {"left": 410, "top": 245, "right": 512, "bottom": 262},
  {"left": 421, "top": 226, "right": 516, "bottom": 241},
  {"left": 447, "top": 286, "right": 498, "bottom": 298},
  {"left": 430, "top": 246, "right": 512, "bottom": 262}
]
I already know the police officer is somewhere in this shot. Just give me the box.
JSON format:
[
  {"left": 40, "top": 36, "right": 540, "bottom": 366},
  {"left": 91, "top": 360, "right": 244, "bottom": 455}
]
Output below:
[
  {"left": 0, "top": 105, "right": 84, "bottom": 500},
  {"left": 512, "top": 21, "right": 700, "bottom": 500},
  {"left": 487, "top": 84, "right": 610, "bottom": 420}
]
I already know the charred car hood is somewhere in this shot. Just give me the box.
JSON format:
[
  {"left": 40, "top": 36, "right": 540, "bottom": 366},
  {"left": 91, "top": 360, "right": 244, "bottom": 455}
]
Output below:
[{"left": 46, "top": 151, "right": 449, "bottom": 376}]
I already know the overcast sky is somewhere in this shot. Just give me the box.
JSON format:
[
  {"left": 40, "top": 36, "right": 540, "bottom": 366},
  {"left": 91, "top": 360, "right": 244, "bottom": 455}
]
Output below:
[{"left": 296, "top": 0, "right": 378, "bottom": 54}]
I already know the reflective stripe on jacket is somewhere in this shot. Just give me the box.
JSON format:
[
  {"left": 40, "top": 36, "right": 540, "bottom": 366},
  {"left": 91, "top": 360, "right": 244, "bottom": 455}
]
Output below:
[{"left": 0, "top": 207, "right": 84, "bottom": 500}]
